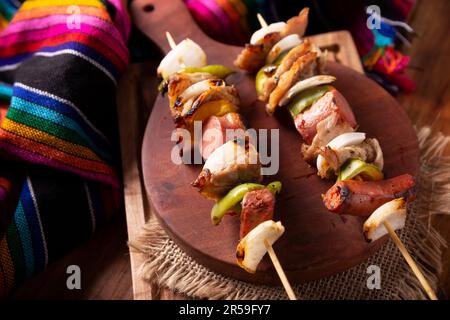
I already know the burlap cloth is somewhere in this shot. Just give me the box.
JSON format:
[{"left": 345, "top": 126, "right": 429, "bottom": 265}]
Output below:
[{"left": 130, "top": 127, "right": 449, "bottom": 299}]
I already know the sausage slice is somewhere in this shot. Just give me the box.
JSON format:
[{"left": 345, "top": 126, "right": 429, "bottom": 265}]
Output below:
[{"left": 240, "top": 188, "right": 275, "bottom": 239}]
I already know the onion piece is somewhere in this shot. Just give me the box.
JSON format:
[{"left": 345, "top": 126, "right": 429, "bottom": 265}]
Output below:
[
  {"left": 279, "top": 75, "right": 336, "bottom": 106},
  {"left": 316, "top": 132, "right": 366, "bottom": 172},
  {"left": 250, "top": 22, "right": 286, "bottom": 44},
  {"left": 363, "top": 198, "right": 407, "bottom": 242},
  {"left": 266, "top": 34, "right": 302, "bottom": 64},
  {"left": 327, "top": 132, "right": 367, "bottom": 149},
  {"left": 157, "top": 39, "right": 207, "bottom": 79},
  {"left": 370, "top": 138, "right": 384, "bottom": 171},
  {"left": 203, "top": 139, "right": 259, "bottom": 175},
  {"left": 179, "top": 79, "right": 225, "bottom": 112},
  {"left": 236, "top": 220, "right": 285, "bottom": 273},
  {"left": 180, "top": 79, "right": 225, "bottom": 102}
]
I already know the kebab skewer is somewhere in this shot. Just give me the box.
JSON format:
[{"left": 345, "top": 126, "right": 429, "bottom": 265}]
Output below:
[
  {"left": 239, "top": 13, "right": 437, "bottom": 300},
  {"left": 158, "top": 33, "right": 296, "bottom": 299}
]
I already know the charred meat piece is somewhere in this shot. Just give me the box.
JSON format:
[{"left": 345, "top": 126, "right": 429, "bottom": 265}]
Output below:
[
  {"left": 181, "top": 85, "right": 239, "bottom": 117},
  {"left": 167, "top": 72, "right": 215, "bottom": 119},
  {"left": 234, "top": 32, "right": 282, "bottom": 73},
  {"left": 234, "top": 8, "right": 310, "bottom": 73},
  {"left": 240, "top": 188, "right": 275, "bottom": 239},
  {"left": 294, "top": 88, "right": 357, "bottom": 144},
  {"left": 177, "top": 79, "right": 227, "bottom": 116},
  {"left": 176, "top": 85, "right": 240, "bottom": 129},
  {"left": 280, "top": 8, "right": 309, "bottom": 38},
  {"left": 260, "top": 40, "right": 313, "bottom": 102},
  {"left": 322, "top": 174, "right": 416, "bottom": 216},
  {"left": 201, "top": 112, "right": 247, "bottom": 160},
  {"left": 267, "top": 51, "right": 318, "bottom": 113}
]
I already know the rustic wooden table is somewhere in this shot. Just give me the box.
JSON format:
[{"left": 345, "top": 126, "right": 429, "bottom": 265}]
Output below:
[{"left": 11, "top": 0, "right": 449, "bottom": 300}]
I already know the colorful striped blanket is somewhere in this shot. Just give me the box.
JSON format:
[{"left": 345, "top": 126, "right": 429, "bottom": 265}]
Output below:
[{"left": 0, "top": 0, "right": 129, "bottom": 297}]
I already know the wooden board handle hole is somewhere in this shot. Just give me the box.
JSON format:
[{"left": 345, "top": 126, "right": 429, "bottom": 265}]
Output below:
[{"left": 142, "top": 3, "right": 154, "bottom": 12}]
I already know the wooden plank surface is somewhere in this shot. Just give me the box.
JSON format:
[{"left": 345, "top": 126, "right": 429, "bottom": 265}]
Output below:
[
  {"left": 11, "top": 0, "right": 450, "bottom": 300},
  {"left": 117, "top": 63, "right": 157, "bottom": 300},
  {"left": 11, "top": 213, "right": 133, "bottom": 300},
  {"left": 308, "top": 31, "right": 364, "bottom": 74}
]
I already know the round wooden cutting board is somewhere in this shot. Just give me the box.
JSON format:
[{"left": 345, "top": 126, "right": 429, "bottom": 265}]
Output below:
[{"left": 136, "top": 0, "right": 419, "bottom": 285}]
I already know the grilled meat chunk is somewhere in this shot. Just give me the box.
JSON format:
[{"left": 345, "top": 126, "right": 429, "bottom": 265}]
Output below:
[
  {"left": 176, "top": 85, "right": 240, "bottom": 129},
  {"left": 234, "top": 32, "right": 282, "bottom": 73},
  {"left": 294, "top": 88, "right": 357, "bottom": 144},
  {"left": 167, "top": 72, "right": 215, "bottom": 119},
  {"left": 234, "top": 8, "right": 310, "bottom": 73},
  {"left": 301, "top": 112, "right": 354, "bottom": 162},
  {"left": 201, "top": 112, "right": 247, "bottom": 159},
  {"left": 260, "top": 40, "right": 313, "bottom": 101},
  {"left": 280, "top": 8, "right": 309, "bottom": 38},
  {"left": 267, "top": 51, "right": 318, "bottom": 113},
  {"left": 240, "top": 188, "right": 275, "bottom": 239}
]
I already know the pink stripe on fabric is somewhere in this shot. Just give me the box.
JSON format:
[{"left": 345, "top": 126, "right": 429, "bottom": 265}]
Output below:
[
  {"left": 106, "top": 0, "right": 131, "bottom": 41},
  {"left": 2, "top": 14, "right": 124, "bottom": 45},
  {"left": 0, "top": 141, "right": 120, "bottom": 188},
  {"left": 0, "top": 24, "right": 128, "bottom": 63}
]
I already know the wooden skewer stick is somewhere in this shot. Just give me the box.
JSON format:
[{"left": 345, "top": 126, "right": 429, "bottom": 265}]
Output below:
[
  {"left": 264, "top": 240, "right": 297, "bottom": 300},
  {"left": 257, "top": 13, "right": 269, "bottom": 28},
  {"left": 166, "top": 31, "right": 177, "bottom": 49},
  {"left": 166, "top": 32, "right": 187, "bottom": 69},
  {"left": 165, "top": 30, "right": 296, "bottom": 301},
  {"left": 383, "top": 221, "right": 438, "bottom": 300}
]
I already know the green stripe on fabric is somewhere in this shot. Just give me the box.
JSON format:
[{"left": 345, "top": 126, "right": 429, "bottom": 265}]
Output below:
[
  {"left": 11, "top": 97, "right": 113, "bottom": 162},
  {"left": 7, "top": 107, "right": 98, "bottom": 153},
  {"left": 6, "top": 221, "right": 26, "bottom": 283}
]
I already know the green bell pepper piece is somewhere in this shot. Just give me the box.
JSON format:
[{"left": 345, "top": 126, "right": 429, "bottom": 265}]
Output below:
[
  {"left": 266, "top": 181, "right": 282, "bottom": 195},
  {"left": 337, "top": 159, "right": 384, "bottom": 182},
  {"left": 211, "top": 181, "right": 282, "bottom": 225},
  {"left": 255, "top": 65, "right": 277, "bottom": 96},
  {"left": 254, "top": 50, "right": 291, "bottom": 96},
  {"left": 180, "top": 65, "right": 235, "bottom": 79},
  {"left": 287, "top": 85, "right": 332, "bottom": 118}
]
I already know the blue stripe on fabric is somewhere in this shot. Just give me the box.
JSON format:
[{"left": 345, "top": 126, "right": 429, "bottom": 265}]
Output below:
[
  {"left": 13, "top": 85, "right": 110, "bottom": 149},
  {"left": 0, "top": 42, "right": 120, "bottom": 80},
  {"left": 11, "top": 96, "right": 113, "bottom": 162},
  {"left": 20, "top": 181, "right": 46, "bottom": 272},
  {"left": 39, "top": 42, "right": 120, "bottom": 80},
  {"left": 14, "top": 201, "right": 36, "bottom": 278},
  {"left": 0, "top": 52, "right": 30, "bottom": 67}
]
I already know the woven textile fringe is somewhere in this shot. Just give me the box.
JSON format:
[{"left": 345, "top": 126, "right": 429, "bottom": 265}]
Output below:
[{"left": 129, "top": 127, "right": 449, "bottom": 300}]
